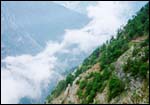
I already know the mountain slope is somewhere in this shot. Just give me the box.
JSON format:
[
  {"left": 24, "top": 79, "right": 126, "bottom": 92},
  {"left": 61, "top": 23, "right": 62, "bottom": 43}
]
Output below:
[
  {"left": 46, "top": 3, "right": 149, "bottom": 104},
  {"left": 1, "top": 1, "right": 90, "bottom": 58}
]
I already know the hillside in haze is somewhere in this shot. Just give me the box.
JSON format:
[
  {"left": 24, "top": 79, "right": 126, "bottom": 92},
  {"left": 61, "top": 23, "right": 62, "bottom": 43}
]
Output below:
[
  {"left": 46, "top": 3, "right": 149, "bottom": 104},
  {"left": 1, "top": 1, "right": 90, "bottom": 104},
  {"left": 1, "top": 1, "right": 90, "bottom": 58}
]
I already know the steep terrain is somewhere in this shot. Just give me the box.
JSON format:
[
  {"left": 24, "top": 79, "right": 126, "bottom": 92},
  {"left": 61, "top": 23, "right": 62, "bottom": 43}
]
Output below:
[{"left": 46, "top": 3, "right": 149, "bottom": 104}]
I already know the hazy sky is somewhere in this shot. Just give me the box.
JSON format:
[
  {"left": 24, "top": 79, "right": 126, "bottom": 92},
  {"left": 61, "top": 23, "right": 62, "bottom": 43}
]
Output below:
[{"left": 1, "top": 1, "right": 148, "bottom": 104}]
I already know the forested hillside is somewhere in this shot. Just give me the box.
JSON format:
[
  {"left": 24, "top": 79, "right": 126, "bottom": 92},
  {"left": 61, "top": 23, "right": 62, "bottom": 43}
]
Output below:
[{"left": 46, "top": 3, "right": 149, "bottom": 104}]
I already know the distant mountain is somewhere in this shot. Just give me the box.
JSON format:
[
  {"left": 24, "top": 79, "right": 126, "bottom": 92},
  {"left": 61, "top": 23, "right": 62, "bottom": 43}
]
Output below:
[{"left": 1, "top": 1, "right": 90, "bottom": 58}]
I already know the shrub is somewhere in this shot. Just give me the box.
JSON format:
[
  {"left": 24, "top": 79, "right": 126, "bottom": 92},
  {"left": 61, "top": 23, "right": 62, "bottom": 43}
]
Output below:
[
  {"left": 139, "top": 62, "right": 149, "bottom": 79},
  {"left": 77, "top": 88, "right": 83, "bottom": 99},
  {"left": 50, "top": 80, "right": 67, "bottom": 98},
  {"left": 142, "top": 47, "right": 149, "bottom": 61},
  {"left": 108, "top": 75, "right": 124, "bottom": 102},
  {"left": 102, "top": 68, "right": 112, "bottom": 81},
  {"left": 75, "top": 68, "right": 82, "bottom": 77},
  {"left": 84, "top": 81, "right": 93, "bottom": 97},
  {"left": 123, "top": 58, "right": 149, "bottom": 79},
  {"left": 76, "top": 79, "right": 80, "bottom": 85},
  {"left": 66, "top": 73, "right": 75, "bottom": 85},
  {"left": 79, "top": 80, "right": 86, "bottom": 89},
  {"left": 87, "top": 90, "right": 96, "bottom": 103}
]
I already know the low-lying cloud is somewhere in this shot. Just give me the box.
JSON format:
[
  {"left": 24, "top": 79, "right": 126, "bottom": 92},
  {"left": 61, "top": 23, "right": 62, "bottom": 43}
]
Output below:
[
  {"left": 1, "top": 1, "right": 147, "bottom": 104},
  {"left": 1, "top": 54, "right": 60, "bottom": 104}
]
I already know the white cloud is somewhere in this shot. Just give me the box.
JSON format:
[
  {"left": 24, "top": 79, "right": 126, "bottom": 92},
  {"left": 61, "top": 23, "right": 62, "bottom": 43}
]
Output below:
[
  {"left": 2, "top": 69, "right": 32, "bottom": 104},
  {"left": 62, "top": 29, "right": 101, "bottom": 52},
  {"left": 1, "top": 54, "right": 61, "bottom": 104},
  {"left": 60, "top": 1, "right": 135, "bottom": 54},
  {"left": 85, "top": 2, "right": 130, "bottom": 36},
  {"left": 1, "top": 1, "right": 147, "bottom": 104}
]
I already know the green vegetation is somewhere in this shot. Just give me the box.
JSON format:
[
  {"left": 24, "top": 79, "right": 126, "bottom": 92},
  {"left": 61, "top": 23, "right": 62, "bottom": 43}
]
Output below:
[
  {"left": 102, "top": 67, "right": 113, "bottom": 80},
  {"left": 99, "top": 37, "right": 129, "bottom": 70},
  {"left": 46, "top": 79, "right": 67, "bottom": 103},
  {"left": 77, "top": 88, "right": 83, "bottom": 99},
  {"left": 79, "top": 80, "right": 86, "bottom": 89},
  {"left": 124, "top": 3, "right": 149, "bottom": 40},
  {"left": 74, "top": 47, "right": 101, "bottom": 78},
  {"left": 139, "top": 62, "right": 149, "bottom": 79},
  {"left": 66, "top": 73, "right": 75, "bottom": 85},
  {"left": 143, "top": 46, "right": 149, "bottom": 61},
  {"left": 46, "top": 73, "right": 75, "bottom": 102},
  {"left": 76, "top": 79, "right": 80, "bottom": 85},
  {"left": 77, "top": 68, "right": 113, "bottom": 104},
  {"left": 99, "top": 3, "right": 149, "bottom": 70},
  {"left": 108, "top": 75, "right": 125, "bottom": 102},
  {"left": 140, "top": 36, "right": 149, "bottom": 47},
  {"left": 123, "top": 35, "right": 149, "bottom": 79},
  {"left": 123, "top": 58, "right": 149, "bottom": 79}
]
